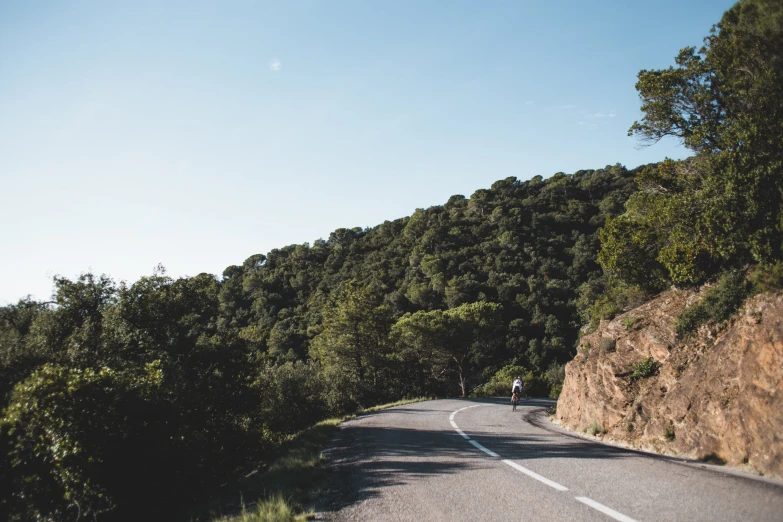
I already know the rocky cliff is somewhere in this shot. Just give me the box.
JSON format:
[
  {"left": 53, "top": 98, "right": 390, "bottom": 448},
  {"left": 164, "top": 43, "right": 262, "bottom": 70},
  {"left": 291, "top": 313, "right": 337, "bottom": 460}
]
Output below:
[{"left": 556, "top": 288, "right": 783, "bottom": 478}]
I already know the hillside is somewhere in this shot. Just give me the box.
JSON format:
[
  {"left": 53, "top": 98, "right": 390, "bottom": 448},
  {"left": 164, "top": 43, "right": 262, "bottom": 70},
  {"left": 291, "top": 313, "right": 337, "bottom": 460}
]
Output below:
[
  {"left": 219, "top": 163, "right": 639, "bottom": 382},
  {"left": 556, "top": 285, "right": 783, "bottom": 478}
]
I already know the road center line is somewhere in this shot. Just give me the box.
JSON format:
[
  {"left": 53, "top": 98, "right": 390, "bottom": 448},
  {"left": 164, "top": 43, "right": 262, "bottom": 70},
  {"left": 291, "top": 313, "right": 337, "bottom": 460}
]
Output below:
[
  {"left": 449, "top": 404, "right": 638, "bottom": 522},
  {"left": 502, "top": 460, "right": 568, "bottom": 491},
  {"left": 450, "top": 404, "right": 566, "bottom": 491},
  {"left": 469, "top": 440, "right": 500, "bottom": 457},
  {"left": 449, "top": 404, "right": 483, "bottom": 422},
  {"left": 575, "top": 497, "right": 638, "bottom": 522}
]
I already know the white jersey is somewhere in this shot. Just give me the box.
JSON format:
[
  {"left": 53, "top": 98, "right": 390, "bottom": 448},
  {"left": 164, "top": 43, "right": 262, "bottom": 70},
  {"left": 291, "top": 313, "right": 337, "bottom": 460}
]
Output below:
[{"left": 512, "top": 379, "right": 523, "bottom": 392}]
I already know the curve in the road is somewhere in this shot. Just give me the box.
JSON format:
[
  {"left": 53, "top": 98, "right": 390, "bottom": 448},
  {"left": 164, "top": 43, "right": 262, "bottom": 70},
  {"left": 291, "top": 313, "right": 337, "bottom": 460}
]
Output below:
[
  {"left": 450, "top": 403, "right": 637, "bottom": 522},
  {"left": 318, "top": 398, "right": 783, "bottom": 521}
]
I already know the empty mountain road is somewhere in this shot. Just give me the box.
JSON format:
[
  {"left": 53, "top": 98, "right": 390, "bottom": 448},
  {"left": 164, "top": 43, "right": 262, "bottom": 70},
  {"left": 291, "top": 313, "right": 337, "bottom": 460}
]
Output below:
[{"left": 316, "top": 398, "right": 783, "bottom": 521}]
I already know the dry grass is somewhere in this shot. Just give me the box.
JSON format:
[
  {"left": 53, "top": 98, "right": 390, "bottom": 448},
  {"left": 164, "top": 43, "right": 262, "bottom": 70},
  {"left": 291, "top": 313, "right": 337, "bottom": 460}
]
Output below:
[{"left": 212, "top": 494, "right": 303, "bottom": 522}]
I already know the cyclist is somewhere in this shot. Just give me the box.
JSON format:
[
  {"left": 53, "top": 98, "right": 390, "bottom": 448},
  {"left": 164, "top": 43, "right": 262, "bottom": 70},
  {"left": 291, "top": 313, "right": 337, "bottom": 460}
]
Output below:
[{"left": 511, "top": 375, "right": 523, "bottom": 402}]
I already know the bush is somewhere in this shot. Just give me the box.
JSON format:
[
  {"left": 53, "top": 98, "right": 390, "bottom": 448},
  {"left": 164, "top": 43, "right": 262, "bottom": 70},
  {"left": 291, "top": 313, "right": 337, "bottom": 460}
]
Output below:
[
  {"left": 0, "top": 363, "right": 170, "bottom": 522},
  {"left": 622, "top": 316, "right": 639, "bottom": 331},
  {"left": 213, "top": 494, "right": 298, "bottom": 522},
  {"left": 751, "top": 262, "right": 783, "bottom": 293},
  {"left": 587, "top": 421, "right": 606, "bottom": 436},
  {"left": 254, "top": 361, "right": 333, "bottom": 439},
  {"left": 630, "top": 357, "right": 658, "bottom": 381},
  {"left": 475, "top": 365, "right": 529, "bottom": 397},
  {"left": 475, "top": 365, "right": 549, "bottom": 398},
  {"left": 544, "top": 363, "right": 566, "bottom": 399},
  {"left": 577, "top": 276, "right": 650, "bottom": 332},
  {"left": 522, "top": 372, "right": 549, "bottom": 398},
  {"left": 321, "top": 364, "right": 363, "bottom": 415},
  {"left": 675, "top": 270, "right": 750, "bottom": 337}
]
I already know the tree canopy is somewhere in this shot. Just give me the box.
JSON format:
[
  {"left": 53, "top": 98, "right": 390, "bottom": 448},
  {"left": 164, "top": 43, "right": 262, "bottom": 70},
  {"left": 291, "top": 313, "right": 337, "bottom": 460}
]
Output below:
[{"left": 602, "top": 0, "right": 783, "bottom": 286}]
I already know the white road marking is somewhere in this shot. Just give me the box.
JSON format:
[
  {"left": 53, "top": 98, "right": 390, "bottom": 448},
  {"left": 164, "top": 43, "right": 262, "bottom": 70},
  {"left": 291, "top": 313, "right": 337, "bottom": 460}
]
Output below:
[
  {"left": 449, "top": 403, "right": 637, "bottom": 521},
  {"left": 469, "top": 440, "right": 500, "bottom": 457},
  {"left": 502, "top": 460, "right": 568, "bottom": 491},
  {"left": 575, "top": 497, "right": 638, "bottom": 522},
  {"left": 450, "top": 404, "right": 483, "bottom": 422}
]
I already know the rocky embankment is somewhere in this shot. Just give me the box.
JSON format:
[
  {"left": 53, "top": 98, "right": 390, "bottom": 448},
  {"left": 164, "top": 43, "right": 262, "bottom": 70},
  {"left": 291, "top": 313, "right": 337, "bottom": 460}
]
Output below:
[{"left": 556, "top": 288, "right": 783, "bottom": 478}]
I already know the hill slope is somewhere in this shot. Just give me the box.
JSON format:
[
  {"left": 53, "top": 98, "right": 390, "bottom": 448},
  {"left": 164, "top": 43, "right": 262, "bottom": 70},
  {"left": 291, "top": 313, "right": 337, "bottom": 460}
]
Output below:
[
  {"left": 220, "top": 164, "right": 639, "bottom": 380},
  {"left": 556, "top": 287, "right": 783, "bottom": 478}
]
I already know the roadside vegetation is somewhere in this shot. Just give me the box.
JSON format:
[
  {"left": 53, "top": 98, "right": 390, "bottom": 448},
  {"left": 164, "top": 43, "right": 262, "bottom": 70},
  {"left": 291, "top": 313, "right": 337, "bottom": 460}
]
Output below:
[
  {"left": 473, "top": 363, "right": 559, "bottom": 398},
  {"left": 206, "top": 398, "right": 430, "bottom": 522},
  {"left": 674, "top": 262, "right": 783, "bottom": 338},
  {"left": 675, "top": 271, "right": 750, "bottom": 337}
]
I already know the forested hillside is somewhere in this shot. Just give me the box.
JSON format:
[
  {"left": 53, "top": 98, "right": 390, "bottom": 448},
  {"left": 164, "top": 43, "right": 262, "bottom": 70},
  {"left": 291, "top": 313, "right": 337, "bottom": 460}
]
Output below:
[
  {"left": 221, "top": 164, "right": 639, "bottom": 391},
  {"left": 0, "top": 163, "right": 640, "bottom": 521}
]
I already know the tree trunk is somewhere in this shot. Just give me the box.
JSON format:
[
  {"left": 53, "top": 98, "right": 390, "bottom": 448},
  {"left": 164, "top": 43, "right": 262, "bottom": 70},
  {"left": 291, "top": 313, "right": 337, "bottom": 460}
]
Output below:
[{"left": 453, "top": 356, "right": 467, "bottom": 397}]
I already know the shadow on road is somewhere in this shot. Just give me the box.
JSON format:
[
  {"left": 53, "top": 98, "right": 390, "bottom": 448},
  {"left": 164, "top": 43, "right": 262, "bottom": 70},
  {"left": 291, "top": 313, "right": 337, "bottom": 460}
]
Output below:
[
  {"left": 317, "top": 422, "right": 479, "bottom": 513},
  {"left": 316, "top": 400, "right": 636, "bottom": 515}
]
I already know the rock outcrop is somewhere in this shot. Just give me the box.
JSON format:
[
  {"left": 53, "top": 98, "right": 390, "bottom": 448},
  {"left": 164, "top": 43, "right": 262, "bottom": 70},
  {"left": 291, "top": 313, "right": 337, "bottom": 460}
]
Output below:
[{"left": 556, "top": 288, "right": 783, "bottom": 478}]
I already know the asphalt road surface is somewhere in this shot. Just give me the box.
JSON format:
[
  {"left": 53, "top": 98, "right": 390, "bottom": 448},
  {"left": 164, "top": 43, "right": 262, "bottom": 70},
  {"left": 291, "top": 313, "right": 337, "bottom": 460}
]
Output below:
[{"left": 316, "top": 398, "right": 783, "bottom": 521}]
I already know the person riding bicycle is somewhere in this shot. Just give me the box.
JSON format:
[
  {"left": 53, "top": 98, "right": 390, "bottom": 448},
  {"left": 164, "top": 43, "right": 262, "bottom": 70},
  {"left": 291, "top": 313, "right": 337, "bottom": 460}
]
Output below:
[{"left": 511, "top": 375, "right": 523, "bottom": 402}]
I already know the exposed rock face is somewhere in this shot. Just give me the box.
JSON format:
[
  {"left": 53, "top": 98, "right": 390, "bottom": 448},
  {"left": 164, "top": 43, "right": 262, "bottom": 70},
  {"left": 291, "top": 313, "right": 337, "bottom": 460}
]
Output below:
[{"left": 556, "top": 289, "right": 783, "bottom": 478}]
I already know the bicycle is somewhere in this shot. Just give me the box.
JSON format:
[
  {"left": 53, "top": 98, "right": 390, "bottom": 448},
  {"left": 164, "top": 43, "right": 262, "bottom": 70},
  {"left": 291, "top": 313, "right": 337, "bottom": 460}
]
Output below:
[{"left": 511, "top": 391, "right": 520, "bottom": 411}]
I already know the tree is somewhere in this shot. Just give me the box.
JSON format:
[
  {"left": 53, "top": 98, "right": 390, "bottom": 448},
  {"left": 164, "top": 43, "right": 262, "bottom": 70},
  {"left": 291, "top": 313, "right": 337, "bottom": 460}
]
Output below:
[
  {"left": 389, "top": 308, "right": 451, "bottom": 396},
  {"left": 610, "top": 0, "right": 783, "bottom": 284},
  {"left": 391, "top": 302, "right": 503, "bottom": 397},
  {"left": 309, "top": 281, "right": 394, "bottom": 401},
  {"left": 444, "top": 302, "right": 504, "bottom": 396}
]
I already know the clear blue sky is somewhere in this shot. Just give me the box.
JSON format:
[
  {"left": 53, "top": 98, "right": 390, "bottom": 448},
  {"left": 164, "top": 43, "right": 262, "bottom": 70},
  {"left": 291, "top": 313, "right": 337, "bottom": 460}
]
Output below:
[{"left": 0, "top": 0, "right": 737, "bottom": 304}]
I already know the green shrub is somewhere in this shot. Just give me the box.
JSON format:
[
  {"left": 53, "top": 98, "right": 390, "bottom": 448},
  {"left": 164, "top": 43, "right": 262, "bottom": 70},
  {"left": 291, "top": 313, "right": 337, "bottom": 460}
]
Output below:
[
  {"left": 522, "top": 372, "right": 549, "bottom": 398},
  {"left": 578, "top": 277, "right": 650, "bottom": 333},
  {"left": 587, "top": 421, "right": 606, "bottom": 436},
  {"left": 213, "top": 494, "right": 299, "bottom": 522},
  {"left": 474, "top": 365, "right": 529, "bottom": 397},
  {"left": 664, "top": 423, "right": 676, "bottom": 441},
  {"left": 630, "top": 357, "right": 659, "bottom": 381},
  {"left": 321, "top": 364, "right": 363, "bottom": 415},
  {"left": 622, "top": 316, "right": 639, "bottom": 331},
  {"left": 0, "top": 363, "right": 168, "bottom": 522},
  {"left": 544, "top": 363, "right": 566, "bottom": 399},
  {"left": 675, "top": 270, "right": 750, "bottom": 337},
  {"left": 751, "top": 262, "right": 783, "bottom": 293},
  {"left": 254, "top": 361, "right": 333, "bottom": 438},
  {"left": 474, "top": 365, "right": 549, "bottom": 398}
]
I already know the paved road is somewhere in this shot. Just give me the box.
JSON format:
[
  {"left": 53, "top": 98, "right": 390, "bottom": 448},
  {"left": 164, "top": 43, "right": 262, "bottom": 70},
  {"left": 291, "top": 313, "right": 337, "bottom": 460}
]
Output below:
[{"left": 316, "top": 398, "right": 783, "bottom": 521}]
